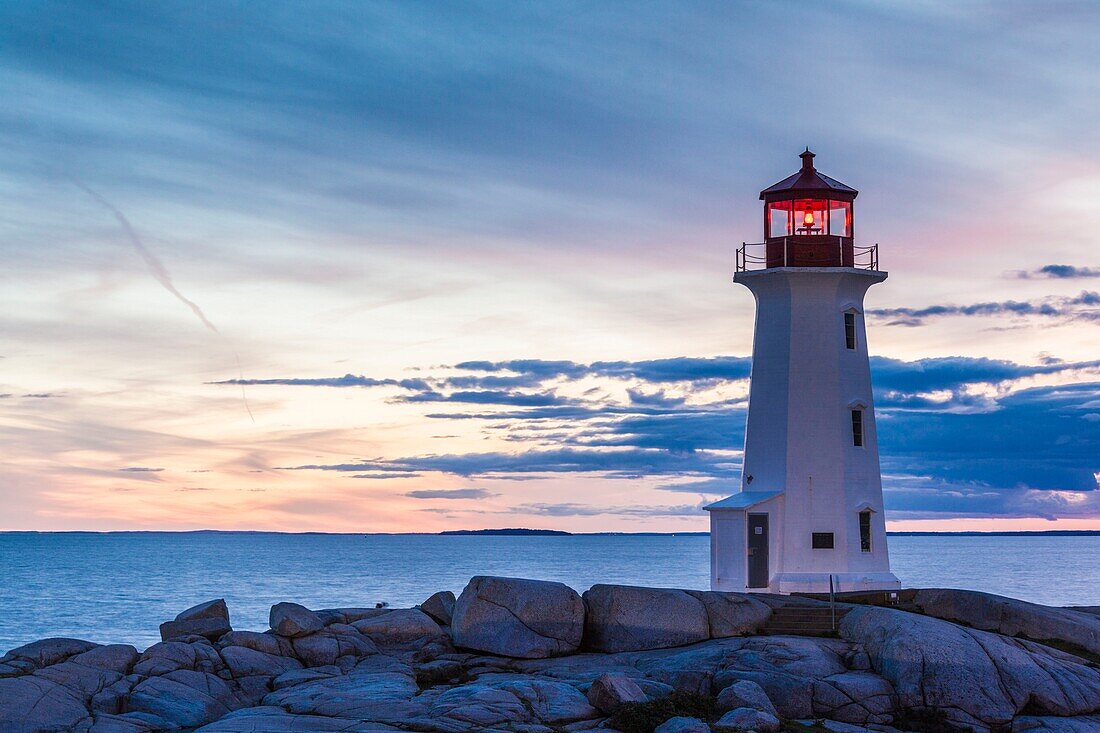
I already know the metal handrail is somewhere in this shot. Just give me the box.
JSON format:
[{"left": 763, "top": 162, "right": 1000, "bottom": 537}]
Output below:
[{"left": 735, "top": 239, "right": 880, "bottom": 273}]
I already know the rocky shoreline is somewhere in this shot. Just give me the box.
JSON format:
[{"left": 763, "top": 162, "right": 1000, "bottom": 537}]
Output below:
[{"left": 1, "top": 580, "right": 1097, "bottom": 733}]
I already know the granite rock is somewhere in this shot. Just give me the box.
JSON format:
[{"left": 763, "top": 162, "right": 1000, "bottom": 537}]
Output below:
[
  {"left": 915, "top": 588, "right": 1100, "bottom": 656},
  {"left": 160, "top": 599, "right": 232, "bottom": 642},
  {"left": 654, "top": 717, "right": 711, "bottom": 733},
  {"left": 716, "top": 678, "right": 777, "bottom": 716},
  {"left": 586, "top": 672, "right": 649, "bottom": 712},
  {"left": 714, "top": 706, "right": 781, "bottom": 732},
  {"left": 452, "top": 576, "right": 585, "bottom": 658},
  {"left": 583, "top": 585, "right": 709, "bottom": 653},
  {"left": 421, "top": 590, "right": 457, "bottom": 626},
  {"left": 270, "top": 603, "right": 325, "bottom": 638}
]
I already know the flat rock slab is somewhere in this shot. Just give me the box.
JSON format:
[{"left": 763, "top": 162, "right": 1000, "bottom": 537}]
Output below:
[
  {"left": 352, "top": 609, "right": 443, "bottom": 646},
  {"left": 915, "top": 588, "right": 1100, "bottom": 657},
  {"left": 452, "top": 576, "right": 585, "bottom": 658},
  {"left": 840, "top": 605, "right": 1100, "bottom": 730},
  {"left": 194, "top": 706, "right": 400, "bottom": 731}
]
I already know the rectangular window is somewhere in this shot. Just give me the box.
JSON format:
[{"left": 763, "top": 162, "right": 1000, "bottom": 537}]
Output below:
[
  {"left": 812, "top": 532, "right": 834, "bottom": 549},
  {"left": 844, "top": 312, "right": 856, "bottom": 350},
  {"left": 851, "top": 409, "right": 864, "bottom": 447},
  {"left": 859, "top": 511, "right": 872, "bottom": 552}
]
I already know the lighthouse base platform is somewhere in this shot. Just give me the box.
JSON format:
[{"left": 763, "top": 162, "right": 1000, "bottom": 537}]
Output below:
[{"left": 770, "top": 571, "right": 902, "bottom": 595}]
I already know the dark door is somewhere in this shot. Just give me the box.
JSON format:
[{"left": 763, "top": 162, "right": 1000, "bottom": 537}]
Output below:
[{"left": 747, "top": 513, "right": 769, "bottom": 588}]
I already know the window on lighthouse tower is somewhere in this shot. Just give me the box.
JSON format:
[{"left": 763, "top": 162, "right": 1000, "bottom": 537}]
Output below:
[
  {"left": 859, "top": 510, "right": 873, "bottom": 552},
  {"left": 844, "top": 312, "right": 856, "bottom": 350},
  {"left": 851, "top": 409, "right": 864, "bottom": 447}
]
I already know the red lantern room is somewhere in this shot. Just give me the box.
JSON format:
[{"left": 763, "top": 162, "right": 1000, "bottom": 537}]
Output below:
[{"left": 754, "top": 149, "right": 864, "bottom": 269}]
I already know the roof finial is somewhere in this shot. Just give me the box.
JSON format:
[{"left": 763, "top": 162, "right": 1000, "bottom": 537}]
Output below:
[{"left": 800, "top": 147, "right": 815, "bottom": 171}]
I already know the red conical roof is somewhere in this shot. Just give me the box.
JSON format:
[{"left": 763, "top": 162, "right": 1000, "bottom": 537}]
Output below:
[{"left": 759, "top": 149, "right": 858, "bottom": 202}]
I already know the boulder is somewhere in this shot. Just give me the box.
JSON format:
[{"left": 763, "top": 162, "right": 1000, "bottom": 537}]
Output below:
[
  {"left": 421, "top": 590, "right": 457, "bottom": 626},
  {"left": 452, "top": 576, "right": 585, "bottom": 658},
  {"left": 717, "top": 671, "right": 813, "bottom": 719},
  {"left": 654, "top": 717, "right": 711, "bottom": 733},
  {"left": 133, "top": 640, "right": 224, "bottom": 677},
  {"left": 915, "top": 588, "right": 1100, "bottom": 657},
  {"left": 71, "top": 644, "right": 141, "bottom": 675},
  {"left": 220, "top": 646, "right": 302, "bottom": 678},
  {"left": 218, "top": 630, "right": 289, "bottom": 657},
  {"left": 415, "top": 658, "right": 463, "bottom": 684},
  {"left": 716, "top": 678, "right": 777, "bottom": 717},
  {"left": 160, "top": 599, "right": 232, "bottom": 642},
  {"left": 583, "top": 585, "right": 709, "bottom": 652},
  {"left": 685, "top": 590, "right": 772, "bottom": 637},
  {"left": 586, "top": 672, "right": 648, "bottom": 713},
  {"left": 0, "top": 637, "right": 99, "bottom": 671},
  {"left": 270, "top": 603, "right": 324, "bottom": 638},
  {"left": 351, "top": 609, "right": 444, "bottom": 646},
  {"left": 0, "top": 675, "right": 91, "bottom": 731},
  {"left": 34, "top": 659, "right": 123, "bottom": 699},
  {"left": 289, "top": 627, "right": 378, "bottom": 667},
  {"left": 840, "top": 605, "right": 1100, "bottom": 730},
  {"left": 714, "top": 706, "right": 781, "bottom": 732},
  {"left": 125, "top": 669, "right": 237, "bottom": 728}
]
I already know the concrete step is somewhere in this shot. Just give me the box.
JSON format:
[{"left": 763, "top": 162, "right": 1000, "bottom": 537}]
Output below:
[
  {"left": 760, "top": 604, "right": 849, "bottom": 636},
  {"left": 762, "top": 628, "right": 839, "bottom": 637}
]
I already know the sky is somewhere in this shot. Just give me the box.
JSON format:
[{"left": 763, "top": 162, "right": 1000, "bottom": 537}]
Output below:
[{"left": 1, "top": 1, "right": 1098, "bottom": 533}]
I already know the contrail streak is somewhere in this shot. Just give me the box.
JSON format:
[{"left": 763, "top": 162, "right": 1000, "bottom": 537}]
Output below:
[
  {"left": 71, "top": 179, "right": 219, "bottom": 333},
  {"left": 235, "top": 353, "right": 256, "bottom": 423},
  {"left": 72, "top": 179, "right": 256, "bottom": 422}
]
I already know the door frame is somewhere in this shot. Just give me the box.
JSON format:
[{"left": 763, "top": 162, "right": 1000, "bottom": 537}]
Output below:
[{"left": 747, "top": 512, "right": 769, "bottom": 589}]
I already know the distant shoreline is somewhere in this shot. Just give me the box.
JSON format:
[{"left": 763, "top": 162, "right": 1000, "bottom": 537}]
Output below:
[{"left": 2, "top": 529, "right": 1099, "bottom": 537}]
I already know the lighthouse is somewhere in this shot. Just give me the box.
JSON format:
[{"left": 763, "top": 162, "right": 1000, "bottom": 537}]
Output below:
[{"left": 706, "top": 150, "right": 901, "bottom": 595}]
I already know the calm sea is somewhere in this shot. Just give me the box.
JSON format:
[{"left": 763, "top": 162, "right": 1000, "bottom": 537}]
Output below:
[{"left": 0, "top": 532, "right": 1096, "bottom": 653}]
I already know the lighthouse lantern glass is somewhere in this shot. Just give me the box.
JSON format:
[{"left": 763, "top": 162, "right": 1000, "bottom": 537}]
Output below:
[
  {"left": 767, "top": 200, "right": 792, "bottom": 238},
  {"left": 829, "top": 200, "right": 852, "bottom": 237},
  {"left": 766, "top": 198, "right": 852, "bottom": 238}
]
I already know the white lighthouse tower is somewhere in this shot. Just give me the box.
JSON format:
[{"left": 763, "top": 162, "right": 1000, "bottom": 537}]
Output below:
[{"left": 706, "top": 150, "right": 901, "bottom": 595}]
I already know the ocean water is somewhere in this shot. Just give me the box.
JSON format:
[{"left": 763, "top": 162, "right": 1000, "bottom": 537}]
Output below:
[{"left": 0, "top": 532, "right": 1097, "bottom": 653}]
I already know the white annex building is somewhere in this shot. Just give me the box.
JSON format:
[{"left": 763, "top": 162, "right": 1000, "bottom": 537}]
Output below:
[{"left": 706, "top": 150, "right": 901, "bottom": 595}]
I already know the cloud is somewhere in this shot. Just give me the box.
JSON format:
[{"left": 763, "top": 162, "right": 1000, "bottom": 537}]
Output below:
[
  {"left": 209, "top": 374, "right": 430, "bottom": 390},
  {"left": 400, "top": 390, "right": 574, "bottom": 407},
  {"left": 1014, "top": 265, "right": 1100, "bottom": 279},
  {"left": 405, "top": 488, "right": 498, "bottom": 499},
  {"left": 281, "top": 354, "right": 1098, "bottom": 520},
  {"left": 516, "top": 502, "right": 704, "bottom": 517},
  {"left": 289, "top": 447, "right": 739, "bottom": 480},
  {"left": 454, "top": 357, "right": 753, "bottom": 385},
  {"left": 869, "top": 292, "right": 1100, "bottom": 326},
  {"left": 118, "top": 467, "right": 164, "bottom": 472}
]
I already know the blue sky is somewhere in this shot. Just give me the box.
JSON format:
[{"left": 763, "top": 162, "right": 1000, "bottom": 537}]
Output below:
[{"left": 0, "top": 1, "right": 1097, "bottom": 531}]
